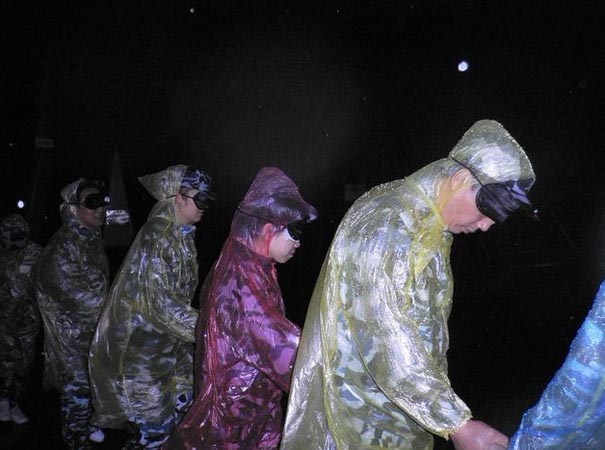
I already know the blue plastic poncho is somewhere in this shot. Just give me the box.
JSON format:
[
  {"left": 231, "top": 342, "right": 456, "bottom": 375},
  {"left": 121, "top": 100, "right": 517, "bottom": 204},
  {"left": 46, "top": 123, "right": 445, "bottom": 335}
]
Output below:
[{"left": 509, "top": 280, "right": 605, "bottom": 449}]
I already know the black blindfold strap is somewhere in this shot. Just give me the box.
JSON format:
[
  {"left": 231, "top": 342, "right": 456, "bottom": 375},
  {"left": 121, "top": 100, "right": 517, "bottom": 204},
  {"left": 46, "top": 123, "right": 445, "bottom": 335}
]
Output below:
[{"left": 450, "top": 157, "right": 484, "bottom": 186}]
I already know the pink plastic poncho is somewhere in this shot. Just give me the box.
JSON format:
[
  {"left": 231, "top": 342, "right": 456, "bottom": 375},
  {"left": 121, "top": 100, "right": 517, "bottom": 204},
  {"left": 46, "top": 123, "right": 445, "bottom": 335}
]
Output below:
[{"left": 165, "top": 167, "right": 317, "bottom": 450}]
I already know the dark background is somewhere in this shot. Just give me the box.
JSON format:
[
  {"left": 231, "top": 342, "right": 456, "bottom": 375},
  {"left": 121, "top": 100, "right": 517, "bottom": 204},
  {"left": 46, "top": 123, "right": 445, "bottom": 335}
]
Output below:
[{"left": 3, "top": 1, "right": 605, "bottom": 448}]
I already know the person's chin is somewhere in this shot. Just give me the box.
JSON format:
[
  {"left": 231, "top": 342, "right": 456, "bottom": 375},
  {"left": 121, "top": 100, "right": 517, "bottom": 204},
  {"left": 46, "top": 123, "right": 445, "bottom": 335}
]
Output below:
[{"left": 449, "top": 227, "right": 469, "bottom": 234}]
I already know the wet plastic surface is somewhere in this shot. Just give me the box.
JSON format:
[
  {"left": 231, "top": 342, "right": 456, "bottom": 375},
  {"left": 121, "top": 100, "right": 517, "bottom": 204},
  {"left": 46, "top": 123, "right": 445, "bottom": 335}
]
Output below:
[{"left": 1, "top": 215, "right": 599, "bottom": 449}]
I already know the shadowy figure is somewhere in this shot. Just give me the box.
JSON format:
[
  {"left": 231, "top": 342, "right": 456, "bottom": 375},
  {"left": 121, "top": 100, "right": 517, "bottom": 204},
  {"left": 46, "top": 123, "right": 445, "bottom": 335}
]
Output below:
[{"left": 0, "top": 214, "right": 43, "bottom": 425}]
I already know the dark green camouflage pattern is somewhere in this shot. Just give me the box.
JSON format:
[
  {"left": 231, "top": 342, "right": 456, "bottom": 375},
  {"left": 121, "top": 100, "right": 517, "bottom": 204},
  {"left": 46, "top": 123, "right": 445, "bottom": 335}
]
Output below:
[{"left": 0, "top": 214, "right": 43, "bottom": 402}]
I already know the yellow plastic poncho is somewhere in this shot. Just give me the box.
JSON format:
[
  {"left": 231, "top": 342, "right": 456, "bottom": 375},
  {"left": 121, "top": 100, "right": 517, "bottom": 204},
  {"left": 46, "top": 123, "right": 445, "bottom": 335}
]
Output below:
[
  {"left": 281, "top": 120, "right": 535, "bottom": 449},
  {"left": 89, "top": 165, "right": 199, "bottom": 429}
]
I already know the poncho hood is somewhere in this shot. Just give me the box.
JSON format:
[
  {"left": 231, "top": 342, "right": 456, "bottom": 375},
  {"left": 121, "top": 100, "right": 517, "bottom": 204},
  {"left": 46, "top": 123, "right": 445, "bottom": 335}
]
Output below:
[
  {"left": 138, "top": 165, "right": 187, "bottom": 222},
  {"left": 59, "top": 178, "right": 103, "bottom": 239},
  {"left": 238, "top": 167, "right": 318, "bottom": 225},
  {"left": 448, "top": 119, "right": 535, "bottom": 190}
]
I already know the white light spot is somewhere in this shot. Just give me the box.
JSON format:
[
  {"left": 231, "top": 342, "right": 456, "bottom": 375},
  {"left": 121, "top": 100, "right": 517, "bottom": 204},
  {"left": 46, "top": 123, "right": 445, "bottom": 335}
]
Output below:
[
  {"left": 458, "top": 60, "right": 469, "bottom": 72},
  {"left": 190, "top": 7, "right": 195, "bottom": 13},
  {"left": 17, "top": 200, "right": 25, "bottom": 209}
]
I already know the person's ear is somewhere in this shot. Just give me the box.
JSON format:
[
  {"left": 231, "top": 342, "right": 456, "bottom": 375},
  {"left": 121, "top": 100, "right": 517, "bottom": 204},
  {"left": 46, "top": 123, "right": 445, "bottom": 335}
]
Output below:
[
  {"left": 450, "top": 168, "right": 473, "bottom": 191},
  {"left": 261, "top": 222, "right": 275, "bottom": 238},
  {"left": 174, "top": 192, "right": 183, "bottom": 206}
]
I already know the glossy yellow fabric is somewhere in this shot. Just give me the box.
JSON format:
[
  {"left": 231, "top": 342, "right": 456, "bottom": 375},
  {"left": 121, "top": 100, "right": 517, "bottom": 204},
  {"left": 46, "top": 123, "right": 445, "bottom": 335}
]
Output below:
[{"left": 282, "top": 120, "right": 535, "bottom": 450}]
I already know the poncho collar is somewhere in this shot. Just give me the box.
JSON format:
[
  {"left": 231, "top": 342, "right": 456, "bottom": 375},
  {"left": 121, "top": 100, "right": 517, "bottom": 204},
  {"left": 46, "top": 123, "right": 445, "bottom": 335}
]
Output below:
[
  {"left": 230, "top": 236, "right": 276, "bottom": 268},
  {"left": 60, "top": 203, "right": 103, "bottom": 240}
]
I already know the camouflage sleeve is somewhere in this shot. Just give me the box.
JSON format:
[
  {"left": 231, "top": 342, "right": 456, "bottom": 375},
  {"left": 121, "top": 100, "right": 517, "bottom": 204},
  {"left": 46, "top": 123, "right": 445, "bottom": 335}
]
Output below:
[
  {"left": 342, "top": 245, "right": 471, "bottom": 437},
  {"left": 137, "top": 235, "right": 198, "bottom": 343},
  {"left": 41, "top": 238, "right": 106, "bottom": 316},
  {"left": 7, "top": 244, "right": 42, "bottom": 301}
]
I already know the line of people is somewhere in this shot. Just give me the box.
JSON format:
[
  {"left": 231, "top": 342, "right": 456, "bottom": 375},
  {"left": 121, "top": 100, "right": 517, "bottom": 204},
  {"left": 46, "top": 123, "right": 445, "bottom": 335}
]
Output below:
[{"left": 1, "top": 119, "right": 604, "bottom": 449}]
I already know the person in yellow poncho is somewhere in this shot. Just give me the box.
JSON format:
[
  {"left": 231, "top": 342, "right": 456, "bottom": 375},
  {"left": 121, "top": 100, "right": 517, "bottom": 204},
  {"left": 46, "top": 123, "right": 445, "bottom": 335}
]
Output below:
[
  {"left": 281, "top": 120, "right": 537, "bottom": 450},
  {"left": 89, "top": 164, "right": 215, "bottom": 449}
]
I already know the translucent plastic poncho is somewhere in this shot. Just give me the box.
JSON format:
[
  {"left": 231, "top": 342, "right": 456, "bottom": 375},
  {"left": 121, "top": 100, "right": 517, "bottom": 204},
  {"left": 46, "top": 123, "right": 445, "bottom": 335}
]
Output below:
[
  {"left": 34, "top": 179, "right": 110, "bottom": 390},
  {"left": 509, "top": 280, "right": 605, "bottom": 449},
  {"left": 165, "top": 167, "right": 317, "bottom": 450},
  {"left": 281, "top": 120, "right": 535, "bottom": 450},
  {"left": 89, "top": 165, "right": 200, "bottom": 429}
]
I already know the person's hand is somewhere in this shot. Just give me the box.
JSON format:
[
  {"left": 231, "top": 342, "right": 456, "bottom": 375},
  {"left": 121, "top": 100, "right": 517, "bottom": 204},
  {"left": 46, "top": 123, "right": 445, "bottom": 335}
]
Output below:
[{"left": 450, "top": 420, "right": 509, "bottom": 450}]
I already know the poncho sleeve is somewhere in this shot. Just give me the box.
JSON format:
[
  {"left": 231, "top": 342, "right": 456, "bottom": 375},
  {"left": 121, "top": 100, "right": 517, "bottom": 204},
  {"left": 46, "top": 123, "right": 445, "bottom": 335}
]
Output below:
[
  {"left": 343, "top": 269, "right": 471, "bottom": 436},
  {"left": 134, "top": 229, "right": 198, "bottom": 343},
  {"left": 234, "top": 282, "right": 301, "bottom": 391},
  {"left": 37, "top": 236, "right": 106, "bottom": 320},
  {"left": 334, "top": 188, "right": 471, "bottom": 438}
]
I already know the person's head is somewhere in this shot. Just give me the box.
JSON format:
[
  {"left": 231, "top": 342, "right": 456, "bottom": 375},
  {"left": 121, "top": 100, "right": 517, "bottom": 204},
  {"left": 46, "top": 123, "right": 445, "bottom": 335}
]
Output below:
[
  {"left": 0, "top": 214, "right": 30, "bottom": 249},
  {"left": 438, "top": 167, "right": 495, "bottom": 234},
  {"left": 231, "top": 167, "right": 318, "bottom": 263},
  {"left": 138, "top": 165, "right": 215, "bottom": 226},
  {"left": 62, "top": 178, "right": 108, "bottom": 229},
  {"left": 441, "top": 119, "right": 536, "bottom": 234},
  {"left": 174, "top": 167, "right": 215, "bottom": 226}
]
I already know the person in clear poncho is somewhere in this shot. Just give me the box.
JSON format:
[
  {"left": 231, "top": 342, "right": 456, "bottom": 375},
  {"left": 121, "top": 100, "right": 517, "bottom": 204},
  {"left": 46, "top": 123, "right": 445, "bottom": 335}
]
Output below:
[
  {"left": 281, "top": 120, "right": 537, "bottom": 450},
  {"left": 0, "top": 214, "right": 43, "bottom": 425},
  {"left": 34, "top": 178, "right": 110, "bottom": 449},
  {"left": 89, "top": 164, "right": 215, "bottom": 450},
  {"left": 508, "top": 279, "right": 605, "bottom": 449},
  {"left": 164, "top": 167, "right": 318, "bottom": 450}
]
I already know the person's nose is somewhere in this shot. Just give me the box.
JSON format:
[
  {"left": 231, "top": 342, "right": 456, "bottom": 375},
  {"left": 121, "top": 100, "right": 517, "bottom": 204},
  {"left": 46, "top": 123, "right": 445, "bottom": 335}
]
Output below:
[
  {"left": 477, "top": 217, "right": 495, "bottom": 232},
  {"left": 293, "top": 240, "right": 301, "bottom": 248}
]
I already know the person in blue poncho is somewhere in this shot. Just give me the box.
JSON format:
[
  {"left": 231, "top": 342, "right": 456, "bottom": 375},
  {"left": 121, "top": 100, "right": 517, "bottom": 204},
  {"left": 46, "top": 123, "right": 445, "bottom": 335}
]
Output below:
[{"left": 509, "top": 280, "right": 605, "bottom": 449}]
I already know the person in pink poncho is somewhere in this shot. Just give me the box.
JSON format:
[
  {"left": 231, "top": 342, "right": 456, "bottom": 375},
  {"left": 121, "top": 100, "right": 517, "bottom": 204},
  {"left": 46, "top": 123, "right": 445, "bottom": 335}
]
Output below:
[{"left": 164, "top": 167, "right": 318, "bottom": 450}]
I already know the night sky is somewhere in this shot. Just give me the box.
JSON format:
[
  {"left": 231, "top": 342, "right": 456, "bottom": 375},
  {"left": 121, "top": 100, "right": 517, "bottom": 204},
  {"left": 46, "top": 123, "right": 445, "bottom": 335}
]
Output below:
[
  {"left": 3, "top": 1, "right": 605, "bottom": 447},
  {"left": 5, "top": 1, "right": 605, "bottom": 225},
  {"left": 4, "top": 6, "right": 605, "bottom": 308}
]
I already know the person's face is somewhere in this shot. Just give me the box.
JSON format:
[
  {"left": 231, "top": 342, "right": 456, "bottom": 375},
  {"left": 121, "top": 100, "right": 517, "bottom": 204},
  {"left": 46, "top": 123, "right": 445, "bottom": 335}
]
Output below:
[
  {"left": 441, "top": 184, "right": 495, "bottom": 234},
  {"left": 76, "top": 188, "right": 107, "bottom": 229},
  {"left": 175, "top": 189, "right": 205, "bottom": 226},
  {"left": 268, "top": 226, "right": 301, "bottom": 263}
]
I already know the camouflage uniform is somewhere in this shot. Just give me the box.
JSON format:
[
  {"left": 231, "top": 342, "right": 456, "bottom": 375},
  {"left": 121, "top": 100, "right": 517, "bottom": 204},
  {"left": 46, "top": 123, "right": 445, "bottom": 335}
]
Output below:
[
  {"left": 34, "top": 180, "right": 110, "bottom": 449},
  {"left": 0, "top": 215, "right": 43, "bottom": 407},
  {"left": 89, "top": 165, "right": 205, "bottom": 449}
]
